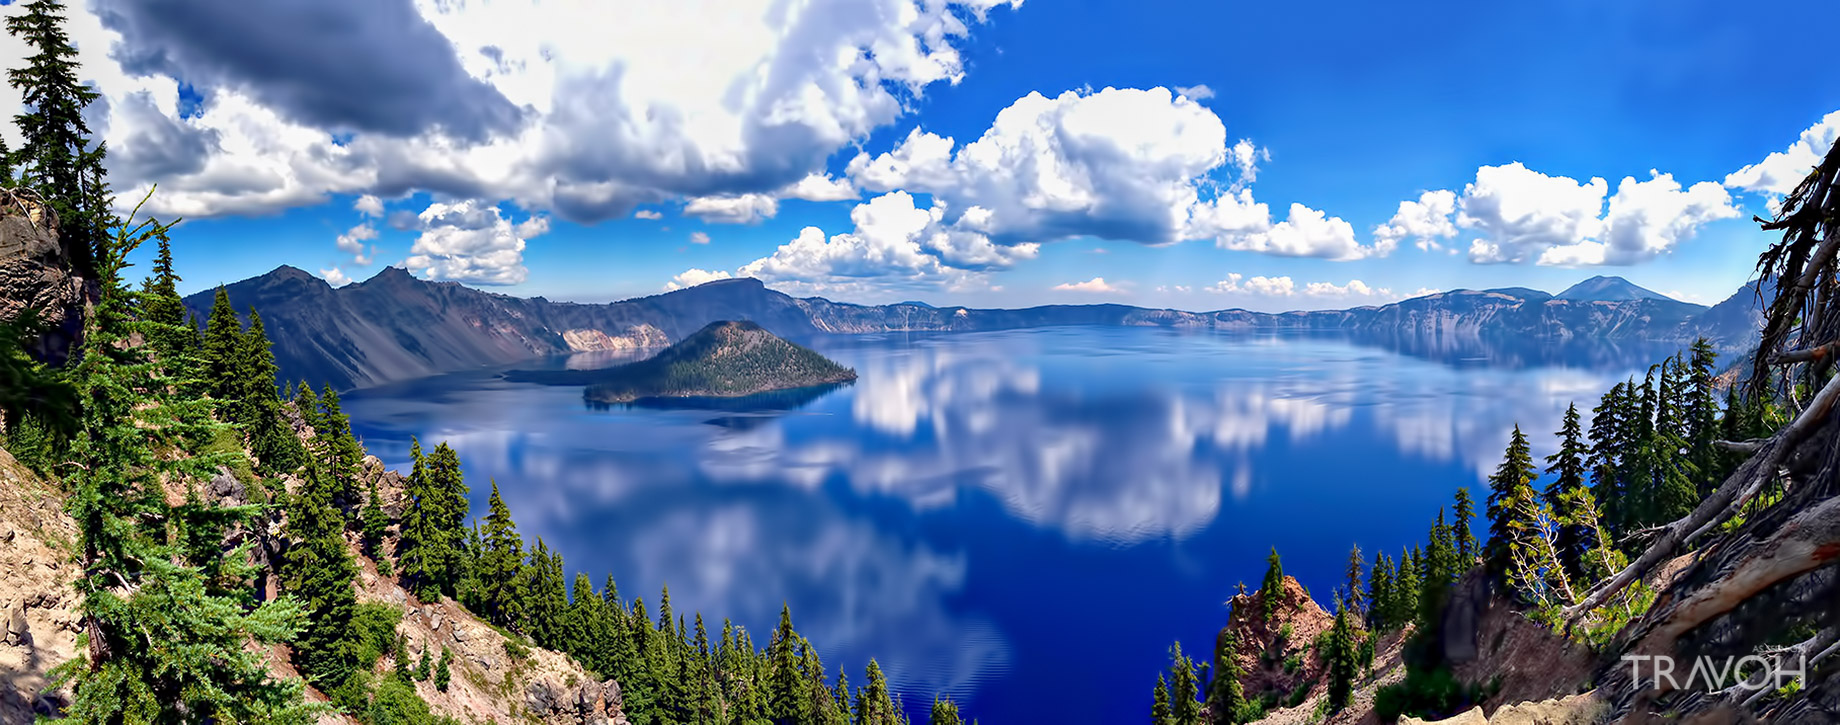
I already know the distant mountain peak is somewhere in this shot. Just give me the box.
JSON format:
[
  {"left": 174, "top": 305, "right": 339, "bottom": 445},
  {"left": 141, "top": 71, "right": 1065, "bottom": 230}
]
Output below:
[
  {"left": 266, "top": 264, "right": 316, "bottom": 281},
  {"left": 361, "top": 266, "right": 419, "bottom": 286},
  {"left": 1555, "top": 275, "right": 1673, "bottom": 302}
]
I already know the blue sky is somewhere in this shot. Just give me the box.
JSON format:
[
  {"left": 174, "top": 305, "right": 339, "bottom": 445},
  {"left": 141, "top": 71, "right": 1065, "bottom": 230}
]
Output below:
[{"left": 5, "top": 0, "right": 1836, "bottom": 310}]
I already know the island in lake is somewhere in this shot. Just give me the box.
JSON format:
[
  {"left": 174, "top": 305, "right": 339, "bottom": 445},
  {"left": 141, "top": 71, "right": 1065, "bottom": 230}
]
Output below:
[{"left": 506, "top": 320, "right": 857, "bottom": 404}]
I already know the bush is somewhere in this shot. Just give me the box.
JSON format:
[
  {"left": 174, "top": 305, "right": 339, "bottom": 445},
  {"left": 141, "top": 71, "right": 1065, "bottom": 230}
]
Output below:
[
  {"left": 1372, "top": 665, "right": 1485, "bottom": 723},
  {"left": 352, "top": 603, "right": 405, "bottom": 669},
  {"left": 369, "top": 676, "right": 459, "bottom": 725}
]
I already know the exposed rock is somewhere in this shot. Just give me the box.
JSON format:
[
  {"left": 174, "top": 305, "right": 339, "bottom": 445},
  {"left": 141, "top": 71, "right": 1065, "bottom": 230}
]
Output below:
[
  {"left": 1443, "top": 569, "right": 1491, "bottom": 664},
  {"left": 1403, "top": 707, "right": 1491, "bottom": 725},
  {"left": 1218, "top": 575, "right": 1336, "bottom": 704},
  {"left": 207, "top": 467, "right": 246, "bottom": 505},
  {"left": 0, "top": 195, "right": 85, "bottom": 364},
  {"left": 526, "top": 681, "right": 560, "bottom": 715},
  {"left": 1400, "top": 693, "right": 1607, "bottom": 724},
  {"left": 4, "top": 600, "right": 27, "bottom": 647}
]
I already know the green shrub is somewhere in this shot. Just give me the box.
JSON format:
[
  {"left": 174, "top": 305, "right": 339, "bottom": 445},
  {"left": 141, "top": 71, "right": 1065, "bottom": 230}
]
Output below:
[
  {"left": 1372, "top": 665, "right": 1471, "bottom": 722},
  {"left": 352, "top": 603, "right": 405, "bottom": 669}
]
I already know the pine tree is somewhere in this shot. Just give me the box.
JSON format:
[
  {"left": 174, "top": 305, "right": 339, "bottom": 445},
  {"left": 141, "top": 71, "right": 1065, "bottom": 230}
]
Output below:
[
  {"left": 1452, "top": 487, "right": 1478, "bottom": 566},
  {"left": 1167, "top": 640, "right": 1202, "bottom": 725},
  {"left": 240, "top": 310, "right": 305, "bottom": 475},
  {"left": 1542, "top": 403, "right": 1589, "bottom": 582},
  {"left": 362, "top": 478, "right": 390, "bottom": 565},
  {"left": 1326, "top": 606, "right": 1357, "bottom": 711},
  {"left": 931, "top": 695, "right": 964, "bottom": 725},
  {"left": 480, "top": 480, "right": 528, "bottom": 628},
  {"left": 1391, "top": 548, "right": 1419, "bottom": 627},
  {"left": 435, "top": 648, "right": 453, "bottom": 692},
  {"left": 7, "top": 0, "right": 103, "bottom": 275},
  {"left": 770, "top": 604, "right": 807, "bottom": 724},
  {"left": 1152, "top": 674, "right": 1173, "bottom": 725},
  {"left": 1484, "top": 425, "right": 1536, "bottom": 575},
  {"left": 1260, "top": 547, "right": 1284, "bottom": 621},
  {"left": 415, "top": 645, "right": 433, "bottom": 682},
  {"left": 202, "top": 286, "right": 244, "bottom": 405},
  {"left": 1342, "top": 543, "right": 1365, "bottom": 621},
  {"left": 1366, "top": 552, "right": 1393, "bottom": 631},
  {"left": 1206, "top": 627, "right": 1246, "bottom": 725},
  {"left": 282, "top": 469, "right": 360, "bottom": 693},
  {"left": 315, "top": 385, "right": 365, "bottom": 509},
  {"left": 47, "top": 195, "right": 320, "bottom": 721},
  {"left": 855, "top": 659, "right": 897, "bottom": 725}
]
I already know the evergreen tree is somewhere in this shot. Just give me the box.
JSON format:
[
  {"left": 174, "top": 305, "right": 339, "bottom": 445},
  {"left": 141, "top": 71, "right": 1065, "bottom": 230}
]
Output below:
[
  {"left": 415, "top": 646, "right": 432, "bottom": 682},
  {"left": 1366, "top": 552, "right": 1393, "bottom": 631},
  {"left": 239, "top": 310, "right": 305, "bottom": 475},
  {"left": 7, "top": 0, "right": 103, "bottom": 275},
  {"left": 1206, "top": 627, "right": 1245, "bottom": 725},
  {"left": 1342, "top": 543, "right": 1365, "bottom": 621},
  {"left": 931, "top": 696, "right": 964, "bottom": 725},
  {"left": 1587, "top": 381, "right": 1632, "bottom": 537},
  {"left": 314, "top": 386, "right": 365, "bottom": 509},
  {"left": 1259, "top": 547, "right": 1284, "bottom": 621},
  {"left": 282, "top": 469, "right": 360, "bottom": 693},
  {"left": 202, "top": 286, "right": 244, "bottom": 405},
  {"left": 770, "top": 604, "right": 807, "bottom": 724},
  {"left": 1452, "top": 487, "right": 1478, "bottom": 566},
  {"left": 362, "top": 478, "right": 391, "bottom": 565},
  {"left": 1391, "top": 548, "right": 1419, "bottom": 627},
  {"left": 1419, "top": 510, "right": 1456, "bottom": 628},
  {"left": 1167, "top": 640, "right": 1202, "bottom": 725},
  {"left": 1543, "top": 403, "right": 1589, "bottom": 581},
  {"left": 855, "top": 659, "right": 897, "bottom": 725},
  {"left": 1325, "top": 606, "right": 1357, "bottom": 711},
  {"left": 1484, "top": 425, "right": 1536, "bottom": 575},
  {"left": 480, "top": 480, "right": 528, "bottom": 628},
  {"left": 435, "top": 648, "right": 453, "bottom": 692},
  {"left": 48, "top": 195, "right": 320, "bottom": 721},
  {"left": 1152, "top": 674, "right": 1173, "bottom": 725}
]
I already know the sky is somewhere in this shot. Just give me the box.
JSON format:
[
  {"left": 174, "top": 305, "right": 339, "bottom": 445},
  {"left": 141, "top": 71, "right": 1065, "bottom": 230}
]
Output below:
[{"left": 2, "top": 0, "right": 1837, "bottom": 311}]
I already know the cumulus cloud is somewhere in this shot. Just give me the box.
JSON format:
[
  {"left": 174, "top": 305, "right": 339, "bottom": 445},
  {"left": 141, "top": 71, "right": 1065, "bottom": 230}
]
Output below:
[
  {"left": 401, "top": 200, "right": 549, "bottom": 285},
  {"left": 663, "top": 268, "right": 734, "bottom": 291},
  {"left": 1724, "top": 110, "right": 1840, "bottom": 197},
  {"left": 633, "top": 209, "right": 664, "bottom": 220},
  {"left": 1374, "top": 189, "right": 1458, "bottom": 253},
  {"left": 354, "top": 194, "right": 385, "bottom": 217},
  {"left": 1207, "top": 273, "right": 1412, "bottom": 301},
  {"left": 335, "top": 223, "right": 378, "bottom": 265},
  {"left": 1454, "top": 163, "right": 1737, "bottom": 266},
  {"left": 1207, "top": 273, "right": 1295, "bottom": 297},
  {"left": 684, "top": 193, "right": 778, "bottom": 224},
  {"left": 673, "top": 191, "right": 1037, "bottom": 295},
  {"left": 320, "top": 267, "right": 351, "bottom": 286},
  {"left": 689, "top": 231, "right": 710, "bottom": 245},
  {"left": 21, "top": 0, "right": 1019, "bottom": 222},
  {"left": 1051, "top": 277, "right": 1124, "bottom": 294}
]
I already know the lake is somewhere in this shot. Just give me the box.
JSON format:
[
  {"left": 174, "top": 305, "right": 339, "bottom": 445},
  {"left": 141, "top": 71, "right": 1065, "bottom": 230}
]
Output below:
[{"left": 341, "top": 326, "right": 1683, "bottom": 723}]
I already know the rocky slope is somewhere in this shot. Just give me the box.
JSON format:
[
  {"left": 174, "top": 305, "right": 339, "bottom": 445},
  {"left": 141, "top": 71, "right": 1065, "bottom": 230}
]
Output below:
[
  {"left": 0, "top": 442, "right": 630, "bottom": 725},
  {"left": 184, "top": 267, "right": 1767, "bottom": 392}
]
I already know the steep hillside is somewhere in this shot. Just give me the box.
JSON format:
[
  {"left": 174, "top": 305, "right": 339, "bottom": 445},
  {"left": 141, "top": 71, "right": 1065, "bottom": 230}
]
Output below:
[
  {"left": 0, "top": 445, "right": 629, "bottom": 725},
  {"left": 187, "top": 267, "right": 1762, "bottom": 393}
]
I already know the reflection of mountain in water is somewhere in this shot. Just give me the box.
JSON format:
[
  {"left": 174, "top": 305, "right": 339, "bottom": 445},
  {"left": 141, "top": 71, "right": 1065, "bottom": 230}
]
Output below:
[
  {"left": 1343, "top": 330, "right": 1686, "bottom": 370},
  {"left": 584, "top": 382, "right": 850, "bottom": 413}
]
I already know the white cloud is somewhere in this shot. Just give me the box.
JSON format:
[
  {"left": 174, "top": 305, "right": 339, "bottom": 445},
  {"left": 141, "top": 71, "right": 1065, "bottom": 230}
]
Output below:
[
  {"left": 1051, "top": 277, "right": 1124, "bottom": 294},
  {"left": 781, "top": 173, "right": 859, "bottom": 202},
  {"left": 320, "top": 267, "right": 351, "bottom": 286},
  {"left": 1453, "top": 163, "right": 1737, "bottom": 266},
  {"left": 697, "top": 191, "right": 1037, "bottom": 294},
  {"left": 663, "top": 268, "right": 734, "bottom": 291},
  {"left": 689, "top": 231, "right": 710, "bottom": 245},
  {"left": 335, "top": 223, "right": 378, "bottom": 265},
  {"left": 1207, "top": 273, "right": 1295, "bottom": 297},
  {"left": 683, "top": 193, "right": 779, "bottom": 224},
  {"left": 401, "top": 200, "right": 549, "bottom": 285},
  {"left": 354, "top": 194, "right": 385, "bottom": 217},
  {"left": 1215, "top": 202, "right": 1371, "bottom": 260},
  {"left": 15, "top": 0, "right": 1019, "bottom": 223},
  {"left": 1724, "top": 110, "right": 1840, "bottom": 197},
  {"left": 1457, "top": 162, "right": 1608, "bottom": 264},
  {"left": 634, "top": 209, "right": 664, "bottom": 220},
  {"left": 1374, "top": 189, "right": 1458, "bottom": 254},
  {"left": 1174, "top": 84, "right": 1214, "bottom": 101}
]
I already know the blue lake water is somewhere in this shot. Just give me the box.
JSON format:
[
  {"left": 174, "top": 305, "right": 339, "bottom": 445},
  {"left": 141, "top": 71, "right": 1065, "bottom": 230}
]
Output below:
[{"left": 341, "top": 326, "right": 1682, "bottom": 724}]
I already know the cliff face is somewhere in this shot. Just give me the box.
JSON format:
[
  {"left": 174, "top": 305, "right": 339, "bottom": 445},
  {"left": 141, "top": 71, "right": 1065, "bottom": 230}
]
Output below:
[
  {"left": 0, "top": 198, "right": 88, "bottom": 364},
  {"left": 186, "top": 268, "right": 1766, "bottom": 393},
  {"left": 1220, "top": 576, "right": 1336, "bottom": 704}
]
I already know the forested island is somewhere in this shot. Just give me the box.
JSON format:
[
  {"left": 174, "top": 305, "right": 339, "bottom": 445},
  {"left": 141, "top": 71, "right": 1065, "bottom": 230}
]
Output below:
[{"left": 508, "top": 320, "right": 858, "bottom": 404}]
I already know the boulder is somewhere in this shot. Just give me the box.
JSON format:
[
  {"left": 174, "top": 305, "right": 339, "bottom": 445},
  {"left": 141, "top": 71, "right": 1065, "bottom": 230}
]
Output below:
[
  {"left": 5, "top": 600, "right": 29, "bottom": 647},
  {"left": 207, "top": 467, "right": 247, "bottom": 505},
  {"left": 525, "top": 681, "right": 560, "bottom": 715}
]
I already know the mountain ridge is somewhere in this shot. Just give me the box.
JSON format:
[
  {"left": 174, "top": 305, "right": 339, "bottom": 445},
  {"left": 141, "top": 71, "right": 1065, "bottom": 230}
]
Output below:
[
  {"left": 1554, "top": 275, "right": 1674, "bottom": 302},
  {"left": 183, "top": 267, "right": 1763, "bottom": 392}
]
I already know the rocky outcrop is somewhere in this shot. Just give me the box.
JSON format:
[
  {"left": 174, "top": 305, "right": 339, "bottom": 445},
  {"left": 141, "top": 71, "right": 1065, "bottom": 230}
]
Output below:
[
  {"left": 0, "top": 446, "right": 81, "bottom": 724},
  {"left": 1220, "top": 576, "right": 1337, "bottom": 703},
  {"left": 186, "top": 267, "right": 1765, "bottom": 392},
  {"left": 1400, "top": 693, "right": 1608, "bottom": 724},
  {"left": 0, "top": 195, "right": 86, "bottom": 364}
]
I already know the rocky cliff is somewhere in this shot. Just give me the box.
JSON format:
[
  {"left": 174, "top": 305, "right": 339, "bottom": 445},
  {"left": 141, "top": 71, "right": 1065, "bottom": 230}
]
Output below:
[
  {"left": 0, "top": 196, "right": 88, "bottom": 364},
  {"left": 185, "top": 267, "right": 1767, "bottom": 393}
]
